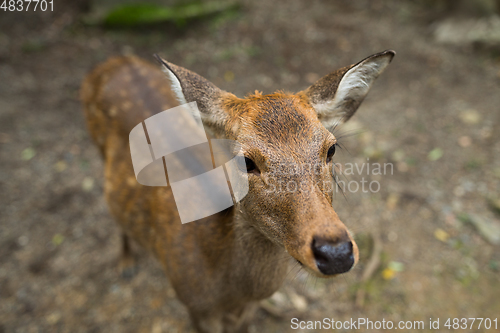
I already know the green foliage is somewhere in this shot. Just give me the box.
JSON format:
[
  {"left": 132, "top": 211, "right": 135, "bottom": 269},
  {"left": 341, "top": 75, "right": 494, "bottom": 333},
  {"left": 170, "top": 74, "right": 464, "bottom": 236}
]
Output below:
[
  {"left": 102, "top": 1, "right": 239, "bottom": 28},
  {"left": 464, "top": 158, "right": 482, "bottom": 171}
]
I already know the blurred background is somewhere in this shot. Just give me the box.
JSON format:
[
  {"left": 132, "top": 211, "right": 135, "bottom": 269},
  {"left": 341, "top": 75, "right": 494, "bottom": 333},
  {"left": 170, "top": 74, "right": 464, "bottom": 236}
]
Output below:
[{"left": 1, "top": 0, "right": 500, "bottom": 332}]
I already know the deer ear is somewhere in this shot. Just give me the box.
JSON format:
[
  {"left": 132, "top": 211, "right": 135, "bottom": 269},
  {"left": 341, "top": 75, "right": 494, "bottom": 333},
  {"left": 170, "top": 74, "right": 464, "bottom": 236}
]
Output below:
[
  {"left": 155, "top": 55, "right": 231, "bottom": 137},
  {"left": 302, "top": 50, "right": 395, "bottom": 129}
]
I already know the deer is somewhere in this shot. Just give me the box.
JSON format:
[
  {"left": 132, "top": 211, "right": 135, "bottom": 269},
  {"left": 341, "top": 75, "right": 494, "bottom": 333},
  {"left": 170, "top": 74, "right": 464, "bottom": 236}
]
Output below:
[{"left": 80, "top": 50, "right": 395, "bottom": 333}]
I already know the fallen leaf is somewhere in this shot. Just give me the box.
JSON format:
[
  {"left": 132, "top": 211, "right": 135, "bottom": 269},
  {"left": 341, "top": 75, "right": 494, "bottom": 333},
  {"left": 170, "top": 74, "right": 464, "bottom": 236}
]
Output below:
[
  {"left": 52, "top": 234, "right": 64, "bottom": 246},
  {"left": 434, "top": 228, "right": 449, "bottom": 242},
  {"left": 21, "top": 147, "right": 36, "bottom": 161},
  {"left": 388, "top": 261, "right": 405, "bottom": 272},
  {"left": 428, "top": 148, "right": 443, "bottom": 161},
  {"left": 382, "top": 268, "right": 396, "bottom": 280}
]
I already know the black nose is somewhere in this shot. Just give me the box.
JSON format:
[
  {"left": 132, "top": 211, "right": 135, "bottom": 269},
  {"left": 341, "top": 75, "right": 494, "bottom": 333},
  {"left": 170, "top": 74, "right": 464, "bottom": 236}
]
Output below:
[{"left": 312, "top": 237, "right": 354, "bottom": 275}]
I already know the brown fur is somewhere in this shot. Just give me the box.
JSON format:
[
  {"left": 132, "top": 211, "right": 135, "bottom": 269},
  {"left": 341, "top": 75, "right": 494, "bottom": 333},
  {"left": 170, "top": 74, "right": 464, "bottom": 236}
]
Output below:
[{"left": 81, "top": 51, "right": 394, "bottom": 333}]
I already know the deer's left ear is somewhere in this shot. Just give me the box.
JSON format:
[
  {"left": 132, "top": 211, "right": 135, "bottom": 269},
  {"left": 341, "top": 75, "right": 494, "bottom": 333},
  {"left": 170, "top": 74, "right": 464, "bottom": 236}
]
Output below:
[{"left": 301, "top": 50, "right": 395, "bottom": 129}]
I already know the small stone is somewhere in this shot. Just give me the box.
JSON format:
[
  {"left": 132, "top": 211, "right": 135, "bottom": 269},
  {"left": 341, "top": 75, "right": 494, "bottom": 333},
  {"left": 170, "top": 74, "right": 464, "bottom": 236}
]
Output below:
[
  {"left": 18, "top": 235, "right": 29, "bottom": 246},
  {"left": 82, "top": 177, "right": 94, "bottom": 192},
  {"left": 288, "top": 291, "right": 307, "bottom": 311},
  {"left": 54, "top": 160, "right": 67, "bottom": 172},
  {"left": 457, "top": 136, "right": 472, "bottom": 147},
  {"left": 397, "top": 161, "right": 409, "bottom": 173},
  {"left": 480, "top": 127, "right": 492, "bottom": 140},
  {"left": 469, "top": 214, "right": 500, "bottom": 245},
  {"left": 435, "top": 16, "right": 500, "bottom": 46},
  {"left": 151, "top": 317, "right": 163, "bottom": 333},
  {"left": 459, "top": 109, "right": 481, "bottom": 125},
  {"left": 444, "top": 212, "right": 458, "bottom": 228},
  {"left": 386, "top": 193, "right": 399, "bottom": 211},
  {"left": 305, "top": 72, "right": 319, "bottom": 84},
  {"left": 391, "top": 149, "right": 405, "bottom": 162},
  {"left": 269, "top": 291, "right": 287, "bottom": 307},
  {"left": 46, "top": 312, "right": 61, "bottom": 324}
]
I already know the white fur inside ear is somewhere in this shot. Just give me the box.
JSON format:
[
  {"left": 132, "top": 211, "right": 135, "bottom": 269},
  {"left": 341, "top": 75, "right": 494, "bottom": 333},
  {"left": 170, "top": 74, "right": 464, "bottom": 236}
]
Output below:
[
  {"left": 161, "top": 65, "right": 188, "bottom": 106},
  {"left": 332, "top": 61, "right": 381, "bottom": 109},
  {"left": 314, "top": 57, "right": 390, "bottom": 128}
]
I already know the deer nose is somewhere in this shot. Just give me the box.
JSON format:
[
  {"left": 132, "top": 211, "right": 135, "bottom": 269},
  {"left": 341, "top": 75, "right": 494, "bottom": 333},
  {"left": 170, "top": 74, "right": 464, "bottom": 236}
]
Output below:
[{"left": 312, "top": 237, "right": 354, "bottom": 275}]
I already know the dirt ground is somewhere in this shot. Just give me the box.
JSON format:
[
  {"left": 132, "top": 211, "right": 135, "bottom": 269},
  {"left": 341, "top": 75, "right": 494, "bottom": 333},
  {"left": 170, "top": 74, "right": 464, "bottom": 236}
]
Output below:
[{"left": 1, "top": 0, "right": 500, "bottom": 332}]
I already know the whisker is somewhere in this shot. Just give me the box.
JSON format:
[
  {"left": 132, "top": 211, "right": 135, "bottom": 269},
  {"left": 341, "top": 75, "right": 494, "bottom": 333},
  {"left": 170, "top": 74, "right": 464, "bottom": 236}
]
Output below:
[
  {"left": 337, "top": 141, "right": 352, "bottom": 156},
  {"left": 335, "top": 129, "right": 365, "bottom": 141},
  {"left": 285, "top": 261, "right": 303, "bottom": 283}
]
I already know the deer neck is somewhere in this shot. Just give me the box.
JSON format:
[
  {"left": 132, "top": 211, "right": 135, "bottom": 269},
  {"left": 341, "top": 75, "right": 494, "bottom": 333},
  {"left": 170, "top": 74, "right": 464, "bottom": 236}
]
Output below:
[{"left": 229, "top": 210, "right": 289, "bottom": 299}]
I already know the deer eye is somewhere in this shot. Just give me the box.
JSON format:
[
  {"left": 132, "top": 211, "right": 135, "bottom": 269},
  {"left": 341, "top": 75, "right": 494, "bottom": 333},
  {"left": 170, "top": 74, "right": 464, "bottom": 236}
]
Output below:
[
  {"left": 238, "top": 157, "right": 259, "bottom": 174},
  {"left": 326, "top": 144, "right": 336, "bottom": 163}
]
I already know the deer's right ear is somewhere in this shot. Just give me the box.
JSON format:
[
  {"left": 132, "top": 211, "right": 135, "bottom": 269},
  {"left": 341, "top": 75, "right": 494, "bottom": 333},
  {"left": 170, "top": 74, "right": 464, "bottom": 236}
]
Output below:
[
  {"left": 155, "top": 55, "right": 232, "bottom": 137},
  {"left": 302, "top": 50, "right": 395, "bottom": 130}
]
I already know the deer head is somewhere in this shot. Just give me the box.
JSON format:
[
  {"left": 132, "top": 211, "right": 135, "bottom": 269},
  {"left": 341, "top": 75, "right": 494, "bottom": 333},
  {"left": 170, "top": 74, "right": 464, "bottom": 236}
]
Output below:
[{"left": 157, "top": 50, "right": 395, "bottom": 277}]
